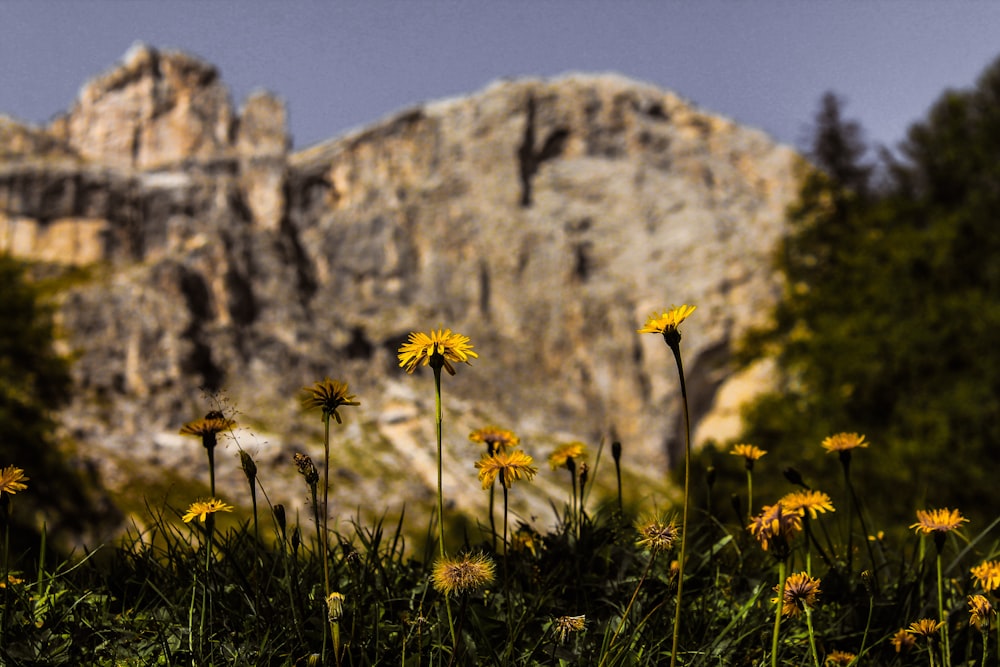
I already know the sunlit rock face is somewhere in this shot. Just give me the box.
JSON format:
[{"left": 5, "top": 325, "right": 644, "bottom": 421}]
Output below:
[{"left": 0, "top": 47, "right": 799, "bottom": 533}]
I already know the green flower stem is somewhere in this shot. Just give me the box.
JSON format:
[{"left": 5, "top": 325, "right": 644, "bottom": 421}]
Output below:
[
  {"left": 432, "top": 364, "right": 456, "bottom": 648},
  {"left": 206, "top": 442, "right": 216, "bottom": 497},
  {"left": 745, "top": 468, "right": 754, "bottom": 521},
  {"left": 771, "top": 559, "right": 787, "bottom": 667},
  {"left": 322, "top": 413, "right": 332, "bottom": 598},
  {"left": 805, "top": 606, "right": 820, "bottom": 667},
  {"left": 936, "top": 549, "right": 951, "bottom": 667},
  {"left": 600, "top": 552, "right": 656, "bottom": 666},
  {"left": 488, "top": 483, "right": 497, "bottom": 552},
  {"left": 668, "top": 340, "right": 691, "bottom": 667}
]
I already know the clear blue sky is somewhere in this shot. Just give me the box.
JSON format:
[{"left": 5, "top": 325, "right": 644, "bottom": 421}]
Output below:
[{"left": 3, "top": 1, "right": 1000, "bottom": 154}]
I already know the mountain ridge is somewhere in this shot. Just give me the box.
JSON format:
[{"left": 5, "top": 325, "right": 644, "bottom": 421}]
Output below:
[{"left": 0, "top": 46, "right": 799, "bottom": 537}]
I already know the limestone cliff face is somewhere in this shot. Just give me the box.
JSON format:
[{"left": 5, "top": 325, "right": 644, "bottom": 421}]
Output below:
[{"left": 0, "top": 47, "right": 798, "bottom": 531}]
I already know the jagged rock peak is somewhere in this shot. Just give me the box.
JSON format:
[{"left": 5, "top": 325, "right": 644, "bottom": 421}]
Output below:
[{"left": 47, "top": 43, "right": 288, "bottom": 171}]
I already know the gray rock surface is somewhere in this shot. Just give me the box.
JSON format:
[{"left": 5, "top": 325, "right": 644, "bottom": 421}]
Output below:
[{"left": 0, "top": 48, "right": 799, "bottom": 538}]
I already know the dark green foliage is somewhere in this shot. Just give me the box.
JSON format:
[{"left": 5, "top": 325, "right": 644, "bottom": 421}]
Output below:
[
  {"left": 739, "top": 57, "right": 1000, "bottom": 530},
  {"left": 0, "top": 255, "right": 106, "bottom": 552}
]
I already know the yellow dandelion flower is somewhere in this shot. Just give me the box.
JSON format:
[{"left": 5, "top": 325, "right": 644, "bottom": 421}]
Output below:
[
  {"left": 824, "top": 651, "right": 856, "bottom": 666},
  {"left": 0, "top": 574, "right": 23, "bottom": 589},
  {"left": 431, "top": 552, "right": 495, "bottom": 596},
  {"left": 636, "top": 516, "right": 679, "bottom": 553},
  {"left": 780, "top": 490, "right": 835, "bottom": 520},
  {"left": 0, "top": 466, "right": 29, "bottom": 496},
  {"left": 748, "top": 503, "right": 802, "bottom": 557},
  {"left": 327, "top": 592, "right": 345, "bottom": 621},
  {"left": 300, "top": 378, "right": 359, "bottom": 424},
  {"left": 969, "top": 594, "right": 994, "bottom": 629},
  {"left": 910, "top": 508, "right": 968, "bottom": 535},
  {"left": 772, "top": 571, "right": 821, "bottom": 617},
  {"left": 730, "top": 443, "right": 766, "bottom": 469},
  {"left": 182, "top": 498, "right": 235, "bottom": 523},
  {"left": 510, "top": 526, "right": 540, "bottom": 557},
  {"left": 397, "top": 328, "right": 477, "bottom": 376},
  {"left": 548, "top": 441, "right": 587, "bottom": 470},
  {"left": 180, "top": 411, "right": 236, "bottom": 441},
  {"left": 475, "top": 450, "right": 538, "bottom": 490},
  {"left": 469, "top": 426, "right": 519, "bottom": 454},
  {"left": 821, "top": 432, "right": 868, "bottom": 454},
  {"left": 971, "top": 560, "right": 1000, "bottom": 593},
  {"left": 891, "top": 627, "right": 916, "bottom": 653},
  {"left": 553, "top": 614, "right": 586, "bottom": 642},
  {"left": 637, "top": 304, "right": 697, "bottom": 336},
  {"left": 906, "top": 618, "right": 945, "bottom": 639}
]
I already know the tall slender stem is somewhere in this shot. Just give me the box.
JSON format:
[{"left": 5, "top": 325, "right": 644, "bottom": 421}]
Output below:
[
  {"left": 936, "top": 550, "right": 951, "bottom": 667},
  {"left": 771, "top": 559, "right": 787, "bottom": 667},
  {"left": 322, "top": 413, "right": 331, "bottom": 598},
  {"left": 668, "top": 342, "right": 691, "bottom": 667},
  {"left": 432, "top": 365, "right": 456, "bottom": 646}
]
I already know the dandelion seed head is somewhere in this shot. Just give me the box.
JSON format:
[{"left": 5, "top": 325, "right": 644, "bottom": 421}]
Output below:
[
  {"left": 431, "top": 552, "right": 495, "bottom": 596},
  {"left": 636, "top": 516, "right": 679, "bottom": 553}
]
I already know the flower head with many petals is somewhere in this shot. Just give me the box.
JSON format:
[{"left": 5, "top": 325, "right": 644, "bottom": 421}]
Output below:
[
  {"left": 748, "top": 503, "right": 802, "bottom": 559},
  {"left": 910, "top": 508, "right": 968, "bottom": 536},
  {"left": 891, "top": 628, "right": 916, "bottom": 653},
  {"left": 301, "top": 378, "right": 359, "bottom": 424},
  {"left": 469, "top": 426, "right": 519, "bottom": 454},
  {"left": 637, "top": 305, "right": 696, "bottom": 346},
  {"left": 0, "top": 466, "right": 28, "bottom": 497},
  {"left": 824, "top": 651, "right": 856, "bottom": 666},
  {"left": 180, "top": 412, "right": 236, "bottom": 448},
  {"left": 182, "top": 498, "right": 235, "bottom": 523},
  {"left": 969, "top": 594, "right": 994, "bottom": 629},
  {"left": 821, "top": 432, "right": 868, "bottom": 454},
  {"left": 971, "top": 560, "right": 1000, "bottom": 593},
  {"left": 431, "top": 552, "right": 495, "bottom": 596},
  {"left": 730, "top": 443, "right": 766, "bottom": 470},
  {"left": 772, "top": 571, "right": 821, "bottom": 617},
  {"left": 548, "top": 441, "right": 587, "bottom": 470},
  {"left": 780, "top": 490, "right": 835, "bottom": 520},
  {"left": 476, "top": 450, "right": 538, "bottom": 490},
  {"left": 906, "top": 618, "right": 944, "bottom": 639},
  {"left": 398, "top": 328, "right": 477, "bottom": 376}
]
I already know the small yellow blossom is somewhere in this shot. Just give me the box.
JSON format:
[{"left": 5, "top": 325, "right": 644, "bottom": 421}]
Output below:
[
  {"left": 476, "top": 450, "right": 538, "bottom": 489},
  {"left": 891, "top": 628, "right": 916, "bottom": 653},
  {"left": 821, "top": 432, "right": 868, "bottom": 454},
  {"left": 780, "top": 490, "right": 835, "bottom": 520},
  {"left": 906, "top": 618, "right": 944, "bottom": 639},
  {"left": 772, "top": 571, "right": 821, "bottom": 617},
  {"left": 969, "top": 594, "right": 994, "bottom": 629},
  {"left": 469, "top": 426, "right": 519, "bottom": 454},
  {"left": 910, "top": 508, "right": 968, "bottom": 536},
  {"left": 397, "top": 328, "right": 477, "bottom": 375},
  {"left": 824, "top": 651, "right": 856, "bottom": 666},
  {"left": 637, "top": 304, "right": 697, "bottom": 336},
  {"left": 327, "top": 592, "right": 345, "bottom": 621},
  {"left": 636, "top": 516, "right": 679, "bottom": 553},
  {"left": 0, "top": 574, "right": 23, "bottom": 589},
  {"left": 182, "top": 498, "right": 235, "bottom": 523},
  {"left": 553, "top": 614, "right": 586, "bottom": 642},
  {"left": 300, "top": 378, "right": 359, "bottom": 423},
  {"left": 548, "top": 441, "right": 587, "bottom": 470},
  {"left": 730, "top": 443, "right": 766, "bottom": 469},
  {"left": 180, "top": 412, "right": 236, "bottom": 443},
  {"left": 971, "top": 560, "right": 1000, "bottom": 593},
  {"left": 431, "top": 552, "right": 495, "bottom": 596},
  {"left": 748, "top": 503, "right": 802, "bottom": 556},
  {"left": 0, "top": 466, "right": 28, "bottom": 497}
]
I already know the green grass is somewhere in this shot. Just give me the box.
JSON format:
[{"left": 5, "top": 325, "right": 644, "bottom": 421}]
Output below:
[{"left": 0, "top": 431, "right": 997, "bottom": 667}]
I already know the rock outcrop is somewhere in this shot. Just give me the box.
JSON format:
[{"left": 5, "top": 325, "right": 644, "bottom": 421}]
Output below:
[{"left": 0, "top": 47, "right": 799, "bottom": 536}]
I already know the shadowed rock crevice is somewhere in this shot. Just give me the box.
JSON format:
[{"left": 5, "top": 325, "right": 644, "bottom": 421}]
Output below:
[{"left": 517, "top": 95, "right": 570, "bottom": 207}]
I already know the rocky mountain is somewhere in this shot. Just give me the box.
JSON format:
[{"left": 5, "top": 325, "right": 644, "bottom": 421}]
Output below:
[{"left": 0, "top": 44, "right": 799, "bottom": 539}]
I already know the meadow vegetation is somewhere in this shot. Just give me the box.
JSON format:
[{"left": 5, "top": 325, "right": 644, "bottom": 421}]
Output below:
[{"left": 2, "top": 52, "right": 1000, "bottom": 667}]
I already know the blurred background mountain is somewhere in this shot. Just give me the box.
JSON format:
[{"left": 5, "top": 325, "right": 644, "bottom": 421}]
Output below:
[{"left": 1, "top": 44, "right": 998, "bottom": 549}]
